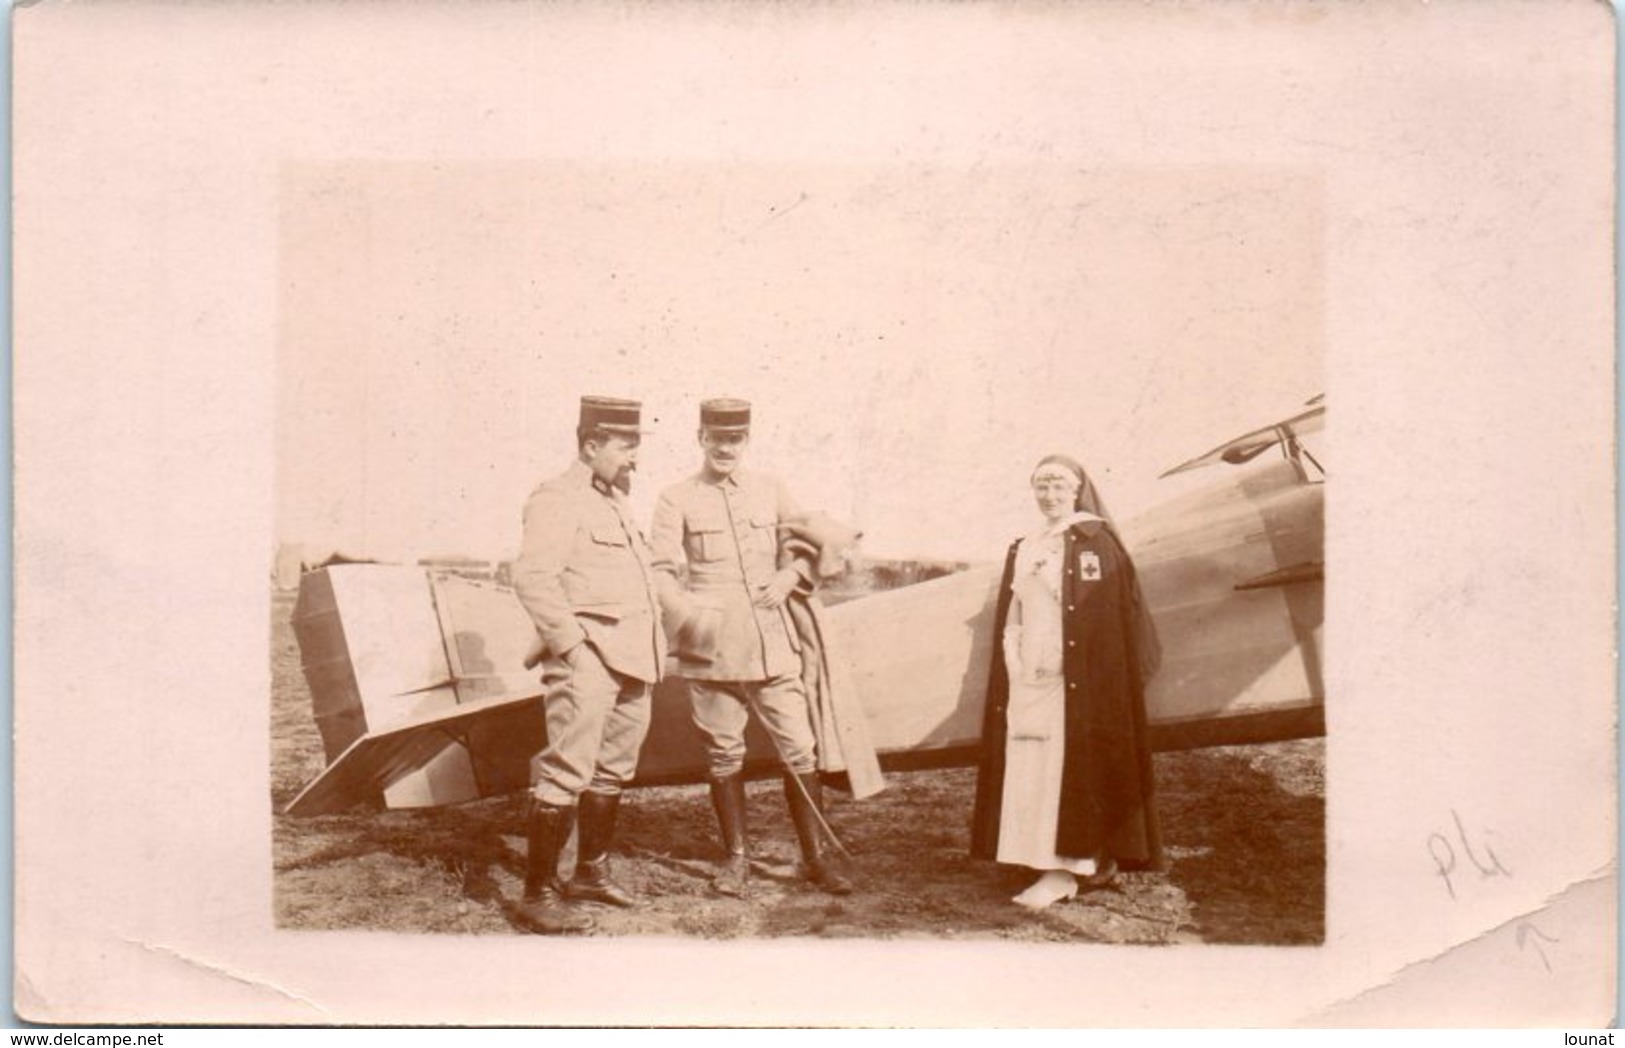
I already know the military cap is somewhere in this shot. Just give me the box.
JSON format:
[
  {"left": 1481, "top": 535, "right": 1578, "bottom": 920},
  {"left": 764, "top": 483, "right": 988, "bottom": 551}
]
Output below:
[
  {"left": 699, "top": 397, "right": 752, "bottom": 432},
  {"left": 579, "top": 395, "right": 644, "bottom": 434}
]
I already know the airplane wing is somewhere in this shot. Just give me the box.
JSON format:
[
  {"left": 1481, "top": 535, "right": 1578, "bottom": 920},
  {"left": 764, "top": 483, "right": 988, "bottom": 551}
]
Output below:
[
  {"left": 286, "top": 394, "right": 1330, "bottom": 816},
  {"left": 284, "top": 486, "right": 1326, "bottom": 815},
  {"left": 284, "top": 687, "right": 542, "bottom": 817},
  {"left": 1159, "top": 400, "right": 1325, "bottom": 478},
  {"left": 285, "top": 565, "right": 549, "bottom": 815}
]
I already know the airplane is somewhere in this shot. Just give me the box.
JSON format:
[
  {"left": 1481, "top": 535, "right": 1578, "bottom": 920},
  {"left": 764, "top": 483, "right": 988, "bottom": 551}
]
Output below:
[{"left": 282, "top": 396, "right": 1325, "bottom": 817}]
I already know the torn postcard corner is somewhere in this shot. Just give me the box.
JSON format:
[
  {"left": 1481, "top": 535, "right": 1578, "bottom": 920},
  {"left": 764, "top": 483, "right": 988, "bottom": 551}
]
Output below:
[{"left": 1305, "top": 866, "right": 1618, "bottom": 1028}]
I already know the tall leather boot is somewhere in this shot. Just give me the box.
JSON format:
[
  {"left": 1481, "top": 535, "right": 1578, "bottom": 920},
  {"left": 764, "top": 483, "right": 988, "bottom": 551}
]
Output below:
[
  {"left": 708, "top": 773, "right": 751, "bottom": 897},
  {"left": 783, "top": 771, "right": 855, "bottom": 895},
  {"left": 565, "top": 790, "right": 638, "bottom": 908},
  {"left": 515, "top": 800, "right": 592, "bottom": 934}
]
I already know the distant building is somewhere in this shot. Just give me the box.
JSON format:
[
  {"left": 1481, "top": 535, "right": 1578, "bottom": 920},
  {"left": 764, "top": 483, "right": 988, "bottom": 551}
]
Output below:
[
  {"left": 418, "top": 554, "right": 497, "bottom": 582},
  {"left": 818, "top": 557, "right": 972, "bottom": 605}
]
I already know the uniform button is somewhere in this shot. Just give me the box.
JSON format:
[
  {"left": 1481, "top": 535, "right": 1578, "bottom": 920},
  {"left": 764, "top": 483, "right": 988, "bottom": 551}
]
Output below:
[
  {"left": 1067, "top": 640, "right": 1076, "bottom": 647},
  {"left": 1067, "top": 605, "right": 1076, "bottom": 612}
]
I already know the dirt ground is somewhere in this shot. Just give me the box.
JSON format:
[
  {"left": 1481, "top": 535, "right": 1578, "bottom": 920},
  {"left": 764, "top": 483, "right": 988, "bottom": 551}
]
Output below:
[{"left": 271, "top": 590, "right": 1323, "bottom": 944}]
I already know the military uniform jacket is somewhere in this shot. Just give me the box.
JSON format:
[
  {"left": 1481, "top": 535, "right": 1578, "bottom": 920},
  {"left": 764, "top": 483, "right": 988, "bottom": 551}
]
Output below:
[
  {"left": 512, "top": 460, "right": 665, "bottom": 684},
  {"left": 650, "top": 469, "right": 811, "bottom": 682}
]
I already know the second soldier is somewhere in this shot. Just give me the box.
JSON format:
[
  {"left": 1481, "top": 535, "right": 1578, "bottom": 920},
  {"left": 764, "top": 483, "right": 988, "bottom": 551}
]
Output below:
[{"left": 650, "top": 398, "right": 856, "bottom": 896}]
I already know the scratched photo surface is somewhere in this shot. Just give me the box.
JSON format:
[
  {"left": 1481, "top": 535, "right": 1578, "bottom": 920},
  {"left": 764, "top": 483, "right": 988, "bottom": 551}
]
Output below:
[{"left": 13, "top": 0, "right": 1615, "bottom": 1026}]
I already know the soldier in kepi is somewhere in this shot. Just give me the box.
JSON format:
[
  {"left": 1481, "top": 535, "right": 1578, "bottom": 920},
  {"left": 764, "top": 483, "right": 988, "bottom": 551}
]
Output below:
[
  {"left": 510, "top": 396, "right": 664, "bottom": 934},
  {"left": 651, "top": 398, "right": 857, "bottom": 897}
]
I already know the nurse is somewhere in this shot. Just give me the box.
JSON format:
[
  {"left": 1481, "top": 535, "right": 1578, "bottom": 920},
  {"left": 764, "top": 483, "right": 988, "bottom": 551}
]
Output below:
[{"left": 969, "top": 454, "right": 1165, "bottom": 909}]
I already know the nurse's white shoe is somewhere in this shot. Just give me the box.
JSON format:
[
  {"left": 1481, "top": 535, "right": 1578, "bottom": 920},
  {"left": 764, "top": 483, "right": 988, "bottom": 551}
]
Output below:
[{"left": 1012, "top": 870, "right": 1079, "bottom": 911}]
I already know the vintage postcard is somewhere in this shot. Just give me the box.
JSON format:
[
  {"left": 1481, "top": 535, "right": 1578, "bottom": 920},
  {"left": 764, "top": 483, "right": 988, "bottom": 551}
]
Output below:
[{"left": 12, "top": 0, "right": 1615, "bottom": 1026}]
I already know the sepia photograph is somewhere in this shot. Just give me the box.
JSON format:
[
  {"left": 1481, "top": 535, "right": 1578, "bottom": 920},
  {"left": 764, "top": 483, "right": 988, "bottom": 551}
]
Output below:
[{"left": 269, "top": 161, "right": 1326, "bottom": 946}]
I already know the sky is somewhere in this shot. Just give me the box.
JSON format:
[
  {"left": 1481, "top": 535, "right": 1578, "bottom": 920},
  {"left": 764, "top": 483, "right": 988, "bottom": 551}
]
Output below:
[{"left": 277, "top": 160, "right": 1322, "bottom": 564}]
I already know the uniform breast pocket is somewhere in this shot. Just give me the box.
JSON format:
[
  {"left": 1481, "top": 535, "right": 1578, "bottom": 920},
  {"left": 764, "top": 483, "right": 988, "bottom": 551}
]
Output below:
[
  {"left": 590, "top": 526, "right": 629, "bottom": 551},
  {"left": 687, "top": 516, "right": 732, "bottom": 563},
  {"left": 567, "top": 526, "right": 634, "bottom": 607},
  {"left": 747, "top": 512, "right": 778, "bottom": 554}
]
